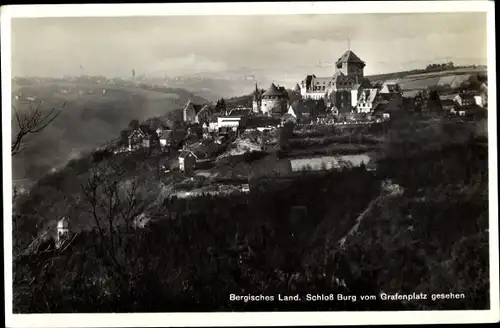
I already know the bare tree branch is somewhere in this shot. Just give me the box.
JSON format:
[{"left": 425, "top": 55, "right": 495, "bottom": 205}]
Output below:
[
  {"left": 11, "top": 102, "right": 65, "bottom": 156},
  {"left": 80, "top": 162, "right": 141, "bottom": 276}
]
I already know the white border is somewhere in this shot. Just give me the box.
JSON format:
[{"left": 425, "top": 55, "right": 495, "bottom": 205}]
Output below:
[{"left": 2, "top": 1, "right": 498, "bottom": 327}]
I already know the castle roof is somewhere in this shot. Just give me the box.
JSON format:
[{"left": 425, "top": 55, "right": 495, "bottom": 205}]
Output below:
[
  {"left": 336, "top": 50, "right": 365, "bottom": 66},
  {"left": 262, "top": 83, "right": 287, "bottom": 97}
]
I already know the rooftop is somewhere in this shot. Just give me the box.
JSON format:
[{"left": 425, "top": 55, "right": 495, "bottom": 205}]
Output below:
[
  {"left": 262, "top": 83, "right": 288, "bottom": 97},
  {"left": 336, "top": 50, "right": 365, "bottom": 66}
]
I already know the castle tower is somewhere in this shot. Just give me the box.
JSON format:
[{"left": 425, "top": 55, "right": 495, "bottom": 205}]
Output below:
[{"left": 335, "top": 49, "right": 365, "bottom": 82}]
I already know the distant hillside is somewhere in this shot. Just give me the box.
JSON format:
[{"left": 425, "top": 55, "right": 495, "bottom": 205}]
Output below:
[
  {"left": 11, "top": 81, "right": 207, "bottom": 183},
  {"left": 367, "top": 66, "right": 487, "bottom": 84},
  {"left": 148, "top": 75, "right": 279, "bottom": 100}
]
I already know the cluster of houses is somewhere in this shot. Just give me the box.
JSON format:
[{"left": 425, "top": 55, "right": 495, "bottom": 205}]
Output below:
[
  {"left": 288, "top": 47, "right": 488, "bottom": 119},
  {"left": 115, "top": 46, "right": 488, "bottom": 176}
]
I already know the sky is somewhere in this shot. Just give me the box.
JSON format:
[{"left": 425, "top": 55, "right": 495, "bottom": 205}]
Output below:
[{"left": 11, "top": 13, "right": 487, "bottom": 82}]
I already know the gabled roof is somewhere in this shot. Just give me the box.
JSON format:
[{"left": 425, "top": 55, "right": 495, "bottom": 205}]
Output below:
[
  {"left": 179, "top": 150, "right": 198, "bottom": 159},
  {"left": 196, "top": 104, "right": 213, "bottom": 117},
  {"left": 441, "top": 99, "right": 455, "bottom": 106},
  {"left": 293, "top": 83, "right": 301, "bottom": 92},
  {"left": 227, "top": 108, "right": 251, "bottom": 116},
  {"left": 184, "top": 101, "right": 203, "bottom": 114},
  {"left": 262, "top": 83, "right": 280, "bottom": 96},
  {"left": 127, "top": 128, "right": 147, "bottom": 139},
  {"left": 282, "top": 113, "right": 297, "bottom": 122},
  {"left": 380, "top": 82, "right": 402, "bottom": 94},
  {"left": 358, "top": 88, "right": 379, "bottom": 104},
  {"left": 288, "top": 101, "right": 309, "bottom": 116},
  {"left": 456, "top": 92, "right": 476, "bottom": 100},
  {"left": 336, "top": 50, "right": 365, "bottom": 65},
  {"left": 158, "top": 128, "right": 173, "bottom": 139}
]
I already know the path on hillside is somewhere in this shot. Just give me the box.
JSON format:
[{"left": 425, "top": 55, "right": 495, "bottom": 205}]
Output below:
[{"left": 337, "top": 181, "right": 404, "bottom": 250}]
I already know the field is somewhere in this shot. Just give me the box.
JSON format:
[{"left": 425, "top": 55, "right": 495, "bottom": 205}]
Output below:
[
  {"left": 367, "top": 66, "right": 486, "bottom": 84},
  {"left": 405, "top": 67, "right": 486, "bottom": 78},
  {"left": 370, "top": 67, "right": 486, "bottom": 92}
]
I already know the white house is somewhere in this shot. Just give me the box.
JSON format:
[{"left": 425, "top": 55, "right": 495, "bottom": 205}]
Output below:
[
  {"left": 356, "top": 88, "right": 379, "bottom": 113},
  {"left": 178, "top": 150, "right": 198, "bottom": 174},
  {"left": 217, "top": 115, "right": 245, "bottom": 131},
  {"left": 56, "top": 217, "right": 70, "bottom": 249},
  {"left": 454, "top": 93, "right": 476, "bottom": 107},
  {"left": 379, "top": 81, "right": 402, "bottom": 98},
  {"left": 474, "top": 96, "right": 484, "bottom": 108}
]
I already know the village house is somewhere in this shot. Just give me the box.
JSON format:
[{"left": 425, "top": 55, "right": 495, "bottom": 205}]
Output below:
[
  {"left": 454, "top": 91, "right": 476, "bottom": 107},
  {"left": 287, "top": 101, "right": 310, "bottom": 121},
  {"left": 195, "top": 104, "right": 215, "bottom": 126},
  {"left": 474, "top": 84, "right": 488, "bottom": 108},
  {"left": 214, "top": 134, "right": 228, "bottom": 145},
  {"left": 292, "top": 83, "right": 302, "bottom": 97},
  {"left": 379, "top": 81, "right": 403, "bottom": 101},
  {"left": 186, "top": 124, "right": 203, "bottom": 141},
  {"left": 56, "top": 217, "right": 71, "bottom": 249},
  {"left": 440, "top": 99, "right": 456, "bottom": 113},
  {"left": 217, "top": 114, "right": 248, "bottom": 133},
  {"left": 281, "top": 113, "right": 298, "bottom": 126},
  {"left": 178, "top": 150, "right": 198, "bottom": 175},
  {"left": 183, "top": 100, "right": 204, "bottom": 124},
  {"left": 241, "top": 184, "right": 250, "bottom": 193},
  {"left": 474, "top": 95, "right": 485, "bottom": 108},
  {"left": 401, "top": 89, "right": 421, "bottom": 112},
  {"left": 349, "top": 84, "right": 363, "bottom": 107},
  {"left": 356, "top": 88, "right": 380, "bottom": 113},
  {"left": 121, "top": 123, "right": 160, "bottom": 152},
  {"left": 157, "top": 129, "right": 172, "bottom": 147},
  {"left": 373, "top": 97, "right": 403, "bottom": 120},
  {"left": 123, "top": 127, "right": 147, "bottom": 151},
  {"left": 227, "top": 107, "right": 252, "bottom": 117},
  {"left": 204, "top": 115, "right": 220, "bottom": 133}
]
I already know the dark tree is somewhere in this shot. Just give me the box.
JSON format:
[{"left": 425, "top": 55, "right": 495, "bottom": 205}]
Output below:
[{"left": 12, "top": 103, "right": 64, "bottom": 156}]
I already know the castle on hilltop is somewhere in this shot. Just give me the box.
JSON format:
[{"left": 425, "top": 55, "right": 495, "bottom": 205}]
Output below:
[{"left": 299, "top": 49, "right": 366, "bottom": 101}]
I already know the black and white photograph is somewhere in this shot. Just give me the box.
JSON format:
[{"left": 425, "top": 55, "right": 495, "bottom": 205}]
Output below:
[{"left": 2, "top": 1, "right": 498, "bottom": 326}]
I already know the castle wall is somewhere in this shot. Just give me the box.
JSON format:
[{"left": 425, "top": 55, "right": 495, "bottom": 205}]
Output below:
[
  {"left": 262, "top": 97, "right": 288, "bottom": 115},
  {"left": 340, "top": 62, "right": 364, "bottom": 81},
  {"left": 252, "top": 100, "right": 261, "bottom": 113}
]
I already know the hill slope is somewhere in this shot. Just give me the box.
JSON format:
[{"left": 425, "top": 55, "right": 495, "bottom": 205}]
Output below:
[{"left": 11, "top": 81, "right": 207, "bottom": 183}]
